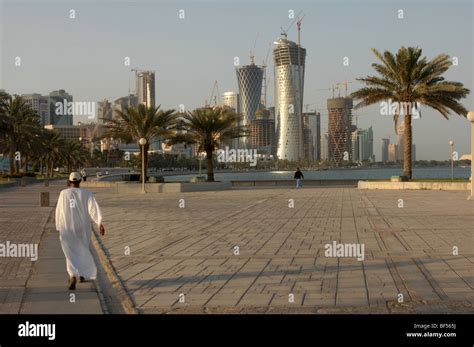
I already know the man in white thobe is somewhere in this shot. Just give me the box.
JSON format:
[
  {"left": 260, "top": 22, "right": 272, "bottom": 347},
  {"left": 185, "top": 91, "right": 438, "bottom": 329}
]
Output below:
[{"left": 55, "top": 172, "right": 105, "bottom": 290}]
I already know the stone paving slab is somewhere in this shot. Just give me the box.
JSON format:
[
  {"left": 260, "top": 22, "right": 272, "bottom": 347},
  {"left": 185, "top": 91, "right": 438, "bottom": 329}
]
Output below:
[{"left": 87, "top": 187, "right": 473, "bottom": 313}]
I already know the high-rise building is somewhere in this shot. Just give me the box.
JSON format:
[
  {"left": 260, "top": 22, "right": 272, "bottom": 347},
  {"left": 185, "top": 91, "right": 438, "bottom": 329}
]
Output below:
[
  {"left": 222, "top": 92, "right": 240, "bottom": 114},
  {"left": 250, "top": 108, "right": 275, "bottom": 154},
  {"left": 136, "top": 71, "right": 155, "bottom": 108},
  {"left": 388, "top": 143, "right": 398, "bottom": 162},
  {"left": 49, "top": 89, "right": 73, "bottom": 125},
  {"left": 112, "top": 95, "right": 138, "bottom": 119},
  {"left": 381, "top": 138, "right": 390, "bottom": 163},
  {"left": 303, "top": 112, "right": 321, "bottom": 161},
  {"left": 351, "top": 126, "right": 374, "bottom": 162},
  {"left": 98, "top": 99, "right": 112, "bottom": 124},
  {"left": 22, "top": 93, "right": 50, "bottom": 125},
  {"left": 222, "top": 91, "right": 241, "bottom": 149},
  {"left": 321, "top": 133, "right": 329, "bottom": 161},
  {"left": 273, "top": 34, "right": 306, "bottom": 161},
  {"left": 327, "top": 97, "right": 353, "bottom": 165},
  {"left": 236, "top": 61, "right": 263, "bottom": 149}
]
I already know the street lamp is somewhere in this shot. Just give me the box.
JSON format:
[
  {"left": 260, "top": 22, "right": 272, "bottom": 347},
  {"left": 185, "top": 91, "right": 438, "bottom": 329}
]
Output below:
[
  {"left": 448, "top": 140, "right": 454, "bottom": 181},
  {"left": 467, "top": 112, "right": 474, "bottom": 200},
  {"left": 139, "top": 138, "right": 147, "bottom": 194}
]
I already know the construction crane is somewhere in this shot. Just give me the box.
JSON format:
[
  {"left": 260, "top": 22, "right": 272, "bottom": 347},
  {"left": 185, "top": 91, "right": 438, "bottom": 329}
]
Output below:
[
  {"left": 249, "top": 32, "right": 259, "bottom": 65},
  {"left": 281, "top": 10, "right": 303, "bottom": 35},
  {"left": 296, "top": 14, "right": 305, "bottom": 114},
  {"left": 261, "top": 42, "right": 272, "bottom": 107},
  {"left": 315, "top": 86, "right": 340, "bottom": 99},
  {"left": 205, "top": 80, "right": 221, "bottom": 107},
  {"left": 335, "top": 80, "right": 353, "bottom": 97}
]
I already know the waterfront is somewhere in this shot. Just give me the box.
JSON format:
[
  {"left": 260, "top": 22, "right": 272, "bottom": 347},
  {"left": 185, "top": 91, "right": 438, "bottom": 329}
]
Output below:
[{"left": 166, "top": 167, "right": 471, "bottom": 182}]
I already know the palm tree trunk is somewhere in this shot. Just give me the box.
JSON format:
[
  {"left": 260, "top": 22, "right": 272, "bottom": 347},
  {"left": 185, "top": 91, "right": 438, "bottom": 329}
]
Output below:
[
  {"left": 24, "top": 154, "right": 28, "bottom": 173},
  {"left": 9, "top": 151, "right": 14, "bottom": 175},
  {"left": 403, "top": 113, "right": 413, "bottom": 179},
  {"left": 144, "top": 144, "right": 149, "bottom": 182},
  {"left": 138, "top": 144, "right": 149, "bottom": 183},
  {"left": 206, "top": 150, "right": 214, "bottom": 182}
]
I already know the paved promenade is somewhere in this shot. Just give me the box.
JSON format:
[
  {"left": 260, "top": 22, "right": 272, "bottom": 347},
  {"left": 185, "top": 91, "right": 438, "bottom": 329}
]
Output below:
[
  {"left": 1, "top": 182, "right": 473, "bottom": 314},
  {"left": 90, "top": 186, "right": 474, "bottom": 313}
]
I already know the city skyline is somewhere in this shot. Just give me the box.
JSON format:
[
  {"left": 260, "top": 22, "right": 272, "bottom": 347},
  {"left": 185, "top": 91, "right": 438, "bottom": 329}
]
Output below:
[{"left": 1, "top": 0, "right": 472, "bottom": 160}]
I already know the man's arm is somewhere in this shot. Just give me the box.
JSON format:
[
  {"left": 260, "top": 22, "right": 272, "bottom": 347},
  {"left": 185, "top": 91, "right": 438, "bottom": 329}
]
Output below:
[{"left": 88, "top": 193, "right": 105, "bottom": 236}]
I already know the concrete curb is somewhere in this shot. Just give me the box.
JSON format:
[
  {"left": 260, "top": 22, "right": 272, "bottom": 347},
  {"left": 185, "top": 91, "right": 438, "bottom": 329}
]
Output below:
[
  {"left": 91, "top": 230, "right": 140, "bottom": 314},
  {"left": 358, "top": 180, "right": 470, "bottom": 190}
]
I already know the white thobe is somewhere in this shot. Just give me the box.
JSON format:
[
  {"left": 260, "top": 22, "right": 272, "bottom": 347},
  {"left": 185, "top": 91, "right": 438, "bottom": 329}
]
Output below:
[{"left": 55, "top": 187, "right": 102, "bottom": 279}]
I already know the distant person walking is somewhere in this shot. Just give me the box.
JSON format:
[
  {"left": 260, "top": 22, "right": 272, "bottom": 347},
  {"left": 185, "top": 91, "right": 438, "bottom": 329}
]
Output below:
[
  {"left": 55, "top": 172, "right": 105, "bottom": 290},
  {"left": 294, "top": 168, "right": 304, "bottom": 189},
  {"left": 80, "top": 168, "right": 87, "bottom": 182}
]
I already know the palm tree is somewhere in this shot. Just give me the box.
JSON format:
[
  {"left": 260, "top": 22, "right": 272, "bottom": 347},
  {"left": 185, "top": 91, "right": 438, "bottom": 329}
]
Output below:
[
  {"left": 60, "top": 139, "right": 87, "bottom": 173},
  {"left": 172, "top": 107, "right": 248, "bottom": 182},
  {"left": 39, "top": 130, "right": 63, "bottom": 179},
  {"left": 0, "top": 95, "right": 41, "bottom": 175},
  {"left": 105, "top": 104, "right": 177, "bottom": 182},
  {"left": 351, "top": 47, "right": 469, "bottom": 179}
]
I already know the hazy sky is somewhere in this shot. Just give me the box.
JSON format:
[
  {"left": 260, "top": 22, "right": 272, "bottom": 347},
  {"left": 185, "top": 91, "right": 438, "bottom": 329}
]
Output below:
[{"left": 1, "top": 0, "right": 473, "bottom": 160}]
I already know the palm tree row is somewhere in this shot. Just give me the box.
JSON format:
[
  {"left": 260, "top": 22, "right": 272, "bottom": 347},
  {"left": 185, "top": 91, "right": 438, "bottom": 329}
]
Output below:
[
  {"left": 0, "top": 93, "right": 90, "bottom": 176},
  {"left": 105, "top": 105, "right": 247, "bottom": 182}
]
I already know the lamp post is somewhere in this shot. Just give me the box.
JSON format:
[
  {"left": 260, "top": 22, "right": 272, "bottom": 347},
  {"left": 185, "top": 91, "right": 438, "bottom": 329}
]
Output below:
[
  {"left": 198, "top": 152, "right": 203, "bottom": 176},
  {"left": 139, "top": 138, "right": 147, "bottom": 194},
  {"left": 467, "top": 112, "right": 474, "bottom": 200},
  {"left": 448, "top": 140, "right": 454, "bottom": 181}
]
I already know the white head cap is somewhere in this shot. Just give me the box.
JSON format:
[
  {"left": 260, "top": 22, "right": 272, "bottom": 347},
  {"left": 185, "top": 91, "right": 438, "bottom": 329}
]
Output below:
[{"left": 68, "top": 172, "right": 82, "bottom": 182}]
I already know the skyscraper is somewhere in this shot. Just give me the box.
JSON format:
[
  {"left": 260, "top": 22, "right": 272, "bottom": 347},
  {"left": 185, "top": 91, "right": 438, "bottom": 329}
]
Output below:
[
  {"left": 136, "top": 71, "right": 155, "bottom": 108},
  {"left": 22, "top": 93, "right": 50, "bottom": 125},
  {"left": 273, "top": 33, "right": 306, "bottom": 161},
  {"left": 327, "top": 97, "right": 353, "bottom": 165},
  {"left": 236, "top": 61, "right": 263, "bottom": 148},
  {"left": 222, "top": 92, "right": 240, "bottom": 114},
  {"left": 112, "top": 94, "right": 138, "bottom": 119},
  {"left": 351, "top": 127, "right": 374, "bottom": 162},
  {"left": 49, "top": 89, "right": 73, "bottom": 125},
  {"left": 321, "top": 133, "right": 329, "bottom": 160},
  {"left": 381, "top": 138, "right": 390, "bottom": 163},
  {"left": 303, "top": 112, "right": 321, "bottom": 161},
  {"left": 250, "top": 108, "right": 275, "bottom": 154},
  {"left": 98, "top": 99, "right": 112, "bottom": 124},
  {"left": 388, "top": 144, "right": 398, "bottom": 162}
]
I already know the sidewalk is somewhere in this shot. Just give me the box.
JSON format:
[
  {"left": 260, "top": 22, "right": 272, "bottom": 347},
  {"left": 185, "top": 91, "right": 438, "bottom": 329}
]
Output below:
[{"left": 0, "top": 182, "right": 104, "bottom": 314}]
